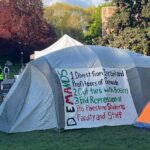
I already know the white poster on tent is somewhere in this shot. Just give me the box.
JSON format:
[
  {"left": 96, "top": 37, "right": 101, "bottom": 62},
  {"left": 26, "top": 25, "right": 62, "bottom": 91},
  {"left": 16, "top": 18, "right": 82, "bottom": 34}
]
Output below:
[{"left": 56, "top": 68, "right": 137, "bottom": 130}]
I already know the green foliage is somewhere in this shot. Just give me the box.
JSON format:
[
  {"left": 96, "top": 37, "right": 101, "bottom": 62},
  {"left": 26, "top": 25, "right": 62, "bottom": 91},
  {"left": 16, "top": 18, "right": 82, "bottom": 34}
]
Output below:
[
  {"left": 44, "top": 3, "right": 88, "bottom": 41},
  {"left": 84, "top": 6, "right": 102, "bottom": 44},
  {"left": 97, "top": 0, "right": 150, "bottom": 55},
  {"left": 98, "top": 28, "right": 149, "bottom": 54},
  {"left": 84, "top": 2, "right": 113, "bottom": 44},
  {"left": 111, "top": 0, "right": 150, "bottom": 29},
  {"left": 107, "top": 8, "right": 130, "bottom": 34}
]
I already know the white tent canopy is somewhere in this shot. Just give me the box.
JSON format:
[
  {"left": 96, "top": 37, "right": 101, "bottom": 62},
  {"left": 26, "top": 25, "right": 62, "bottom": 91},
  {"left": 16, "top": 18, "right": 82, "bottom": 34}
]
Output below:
[{"left": 31, "top": 34, "right": 83, "bottom": 59}]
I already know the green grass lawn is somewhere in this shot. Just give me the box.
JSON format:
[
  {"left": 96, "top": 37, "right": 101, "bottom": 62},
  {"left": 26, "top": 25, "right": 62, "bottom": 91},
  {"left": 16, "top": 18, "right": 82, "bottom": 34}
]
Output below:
[
  {"left": 9, "top": 64, "right": 21, "bottom": 78},
  {"left": 0, "top": 126, "right": 150, "bottom": 150}
]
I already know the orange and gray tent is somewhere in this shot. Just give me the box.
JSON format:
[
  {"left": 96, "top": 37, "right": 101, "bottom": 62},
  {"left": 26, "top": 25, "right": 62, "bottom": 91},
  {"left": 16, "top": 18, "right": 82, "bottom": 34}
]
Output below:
[{"left": 135, "top": 102, "right": 150, "bottom": 129}]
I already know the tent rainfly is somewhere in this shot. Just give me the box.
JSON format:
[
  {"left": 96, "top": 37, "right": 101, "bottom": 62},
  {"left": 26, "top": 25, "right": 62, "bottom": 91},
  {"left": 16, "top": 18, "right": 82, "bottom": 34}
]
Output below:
[
  {"left": 30, "top": 34, "right": 83, "bottom": 59},
  {"left": 0, "top": 45, "right": 150, "bottom": 133},
  {"left": 135, "top": 102, "right": 150, "bottom": 129}
]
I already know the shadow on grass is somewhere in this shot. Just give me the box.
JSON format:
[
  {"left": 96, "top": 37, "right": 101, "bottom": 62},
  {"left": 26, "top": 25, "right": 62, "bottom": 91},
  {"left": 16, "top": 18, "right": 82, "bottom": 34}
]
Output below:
[{"left": 0, "top": 126, "right": 150, "bottom": 150}]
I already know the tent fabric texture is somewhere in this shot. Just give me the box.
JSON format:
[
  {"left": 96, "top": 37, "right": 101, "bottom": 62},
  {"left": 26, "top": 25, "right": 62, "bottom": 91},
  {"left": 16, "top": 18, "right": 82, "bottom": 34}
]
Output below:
[
  {"left": 31, "top": 34, "right": 83, "bottom": 59},
  {"left": 135, "top": 102, "right": 150, "bottom": 129},
  {"left": 0, "top": 45, "right": 150, "bottom": 133}
]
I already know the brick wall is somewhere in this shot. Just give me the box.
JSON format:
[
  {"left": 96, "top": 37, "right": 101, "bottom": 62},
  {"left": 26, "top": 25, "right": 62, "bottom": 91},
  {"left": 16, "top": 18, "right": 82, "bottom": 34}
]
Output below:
[{"left": 102, "top": 6, "right": 116, "bottom": 36}]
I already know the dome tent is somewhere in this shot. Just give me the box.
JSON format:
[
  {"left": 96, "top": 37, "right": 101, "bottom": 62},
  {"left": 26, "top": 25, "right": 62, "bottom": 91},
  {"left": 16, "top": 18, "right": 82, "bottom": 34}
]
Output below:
[
  {"left": 135, "top": 102, "right": 150, "bottom": 129},
  {"left": 0, "top": 45, "right": 150, "bottom": 133},
  {"left": 31, "top": 34, "right": 83, "bottom": 59}
]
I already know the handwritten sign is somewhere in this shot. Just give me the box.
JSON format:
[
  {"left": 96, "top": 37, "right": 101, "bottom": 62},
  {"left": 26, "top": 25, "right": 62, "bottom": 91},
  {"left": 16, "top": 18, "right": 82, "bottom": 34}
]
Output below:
[{"left": 56, "top": 68, "right": 137, "bottom": 129}]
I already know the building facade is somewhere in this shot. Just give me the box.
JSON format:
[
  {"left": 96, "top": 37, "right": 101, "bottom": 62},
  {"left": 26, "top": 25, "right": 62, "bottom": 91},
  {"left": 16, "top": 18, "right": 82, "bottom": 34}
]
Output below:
[{"left": 102, "top": 6, "right": 116, "bottom": 36}]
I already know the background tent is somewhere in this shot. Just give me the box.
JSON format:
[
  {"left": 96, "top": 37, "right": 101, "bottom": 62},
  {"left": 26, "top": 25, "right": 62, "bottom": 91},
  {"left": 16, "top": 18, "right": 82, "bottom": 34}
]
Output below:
[
  {"left": 30, "top": 34, "right": 83, "bottom": 59},
  {"left": 135, "top": 102, "right": 150, "bottom": 129},
  {"left": 0, "top": 45, "right": 150, "bottom": 133}
]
